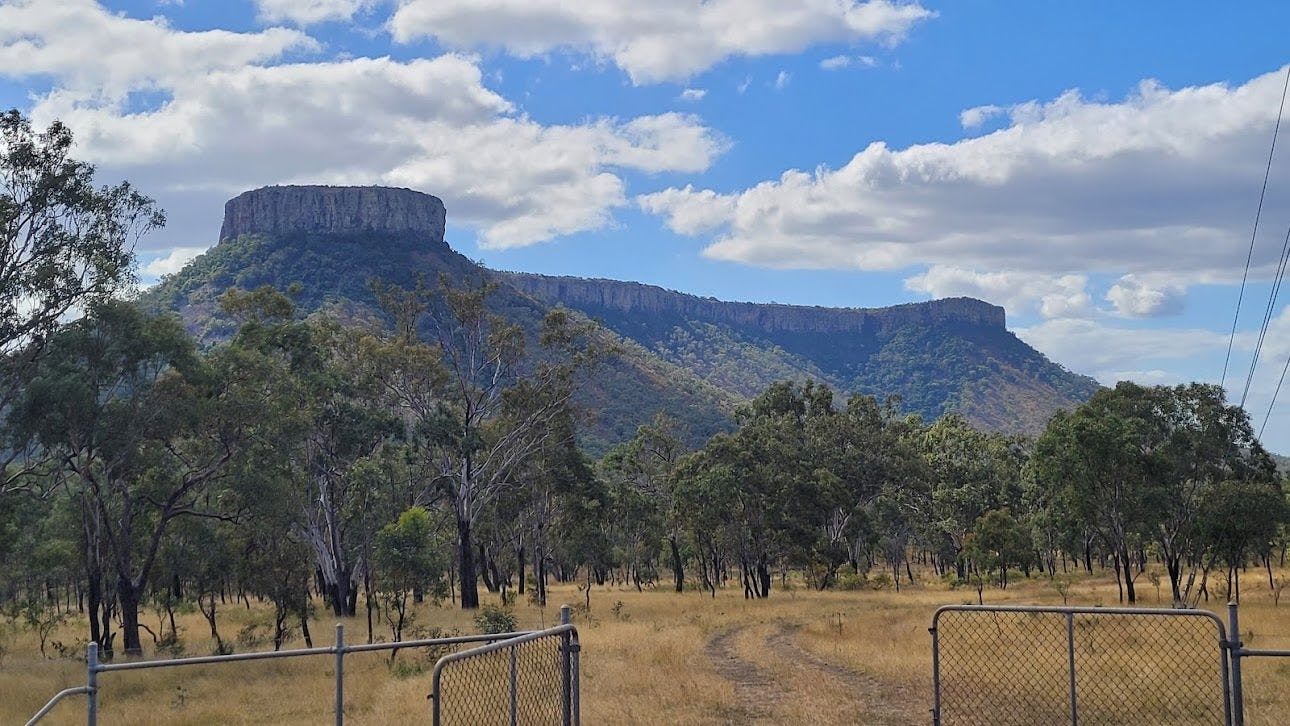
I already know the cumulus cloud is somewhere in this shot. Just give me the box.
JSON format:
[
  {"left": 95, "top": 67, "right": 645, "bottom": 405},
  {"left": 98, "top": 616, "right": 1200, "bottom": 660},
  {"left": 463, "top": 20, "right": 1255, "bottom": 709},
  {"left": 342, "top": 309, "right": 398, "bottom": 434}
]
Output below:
[
  {"left": 1017, "top": 307, "right": 1290, "bottom": 395},
  {"left": 254, "top": 0, "right": 374, "bottom": 25},
  {"left": 143, "top": 246, "right": 207, "bottom": 278},
  {"left": 1017, "top": 319, "right": 1229, "bottom": 376},
  {"left": 3, "top": 1, "right": 727, "bottom": 250},
  {"left": 678, "top": 88, "right": 707, "bottom": 102},
  {"left": 388, "top": 0, "right": 934, "bottom": 84},
  {"left": 1105, "top": 273, "right": 1186, "bottom": 317},
  {"left": 638, "top": 185, "right": 738, "bottom": 235},
  {"left": 773, "top": 70, "right": 792, "bottom": 90},
  {"left": 640, "top": 67, "right": 1290, "bottom": 292},
  {"left": 0, "top": 0, "right": 314, "bottom": 95},
  {"left": 904, "top": 266, "right": 1092, "bottom": 319},
  {"left": 959, "top": 104, "right": 1004, "bottom": 129}
]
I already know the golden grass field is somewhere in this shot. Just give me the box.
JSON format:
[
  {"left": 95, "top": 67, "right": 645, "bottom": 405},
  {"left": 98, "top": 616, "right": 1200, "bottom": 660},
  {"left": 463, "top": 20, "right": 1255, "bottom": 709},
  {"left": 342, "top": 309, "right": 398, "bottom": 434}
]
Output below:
[{"left": 3, "top": 569, "right": 1289, "bottom": 725}]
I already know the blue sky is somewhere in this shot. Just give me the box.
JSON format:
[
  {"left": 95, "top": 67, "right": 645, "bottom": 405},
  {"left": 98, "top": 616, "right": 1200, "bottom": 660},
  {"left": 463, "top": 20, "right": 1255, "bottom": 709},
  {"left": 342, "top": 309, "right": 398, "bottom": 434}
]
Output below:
[{"left": 4, "top": 1, "right": 1290, "bottom": 450}]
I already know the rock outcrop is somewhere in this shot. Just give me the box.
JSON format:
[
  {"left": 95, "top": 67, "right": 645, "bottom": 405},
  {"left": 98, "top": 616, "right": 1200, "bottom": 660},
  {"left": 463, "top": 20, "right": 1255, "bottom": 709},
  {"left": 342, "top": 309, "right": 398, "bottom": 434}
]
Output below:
[
  {"left": 504, "top": 273, "right": 1006, "bottom": 335},
  {"left": 220, "top": 185, "right": 446, "bottom": 242}
]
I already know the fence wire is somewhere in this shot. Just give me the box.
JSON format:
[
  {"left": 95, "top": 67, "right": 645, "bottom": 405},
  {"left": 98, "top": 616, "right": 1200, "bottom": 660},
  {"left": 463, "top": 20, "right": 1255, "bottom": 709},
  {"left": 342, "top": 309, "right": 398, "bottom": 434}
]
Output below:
[
  {"left": 933, "top": 606, "right": 1228, "bottom": 726},
  {"left": 432, "top": 626, "right": 575, "bottom": 726}
]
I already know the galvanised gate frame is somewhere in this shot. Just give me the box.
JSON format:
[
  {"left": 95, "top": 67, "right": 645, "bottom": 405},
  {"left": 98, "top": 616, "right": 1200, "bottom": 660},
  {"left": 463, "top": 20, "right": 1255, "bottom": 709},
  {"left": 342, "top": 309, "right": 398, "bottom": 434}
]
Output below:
[
  {"left": 930, "top": 602, "right": 1290, "bottom": 726},
  {"left": 27, "top": 605, "right": 580, "bottom": 726}
]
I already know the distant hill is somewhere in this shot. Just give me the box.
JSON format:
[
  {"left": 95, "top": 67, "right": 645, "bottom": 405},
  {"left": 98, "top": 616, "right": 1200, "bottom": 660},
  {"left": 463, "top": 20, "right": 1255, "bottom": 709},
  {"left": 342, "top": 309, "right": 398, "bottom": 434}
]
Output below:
[
  {"left": 1273, "top": 453, "right": 1290, "bottom": 478},
  {"left": 144, "top": 185, "right": 1099, "bottom": 451},
  {"left": 504, "top": 274, "right": 1099, "bottom": 433}
]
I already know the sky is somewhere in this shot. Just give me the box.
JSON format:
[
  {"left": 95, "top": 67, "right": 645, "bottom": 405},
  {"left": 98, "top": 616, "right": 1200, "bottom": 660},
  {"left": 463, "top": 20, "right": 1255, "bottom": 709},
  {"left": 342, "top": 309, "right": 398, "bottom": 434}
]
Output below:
[{"left": 3, "top": 0, "right": 1290, "bottom": 451}]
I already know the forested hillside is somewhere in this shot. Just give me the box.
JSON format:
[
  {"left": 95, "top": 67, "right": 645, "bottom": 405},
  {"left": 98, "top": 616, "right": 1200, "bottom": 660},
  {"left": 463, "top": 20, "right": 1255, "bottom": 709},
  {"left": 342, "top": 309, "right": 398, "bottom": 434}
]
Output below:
[
  {"left": 147, "top": 186, "right": 1098, "bottom": 447},
  {"left": 142, "top": 187, "right": 739, "bottom": 453},
  {"left": 506, "top": 274, "right": 1100, "bottom": 432}
]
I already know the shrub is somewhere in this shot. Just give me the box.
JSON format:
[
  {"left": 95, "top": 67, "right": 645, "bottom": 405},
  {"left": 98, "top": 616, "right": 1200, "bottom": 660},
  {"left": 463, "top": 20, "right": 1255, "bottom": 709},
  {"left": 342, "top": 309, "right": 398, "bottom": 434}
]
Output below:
[{"left": 474, "top": 604, "right": 518, "bottom": 635}]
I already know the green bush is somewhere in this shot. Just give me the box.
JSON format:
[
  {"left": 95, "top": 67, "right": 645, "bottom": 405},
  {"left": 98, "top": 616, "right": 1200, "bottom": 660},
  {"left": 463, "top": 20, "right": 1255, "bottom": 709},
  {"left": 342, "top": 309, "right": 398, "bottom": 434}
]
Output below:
[{"left": 473, "top": 604, "right": 518, "bottom": 635}]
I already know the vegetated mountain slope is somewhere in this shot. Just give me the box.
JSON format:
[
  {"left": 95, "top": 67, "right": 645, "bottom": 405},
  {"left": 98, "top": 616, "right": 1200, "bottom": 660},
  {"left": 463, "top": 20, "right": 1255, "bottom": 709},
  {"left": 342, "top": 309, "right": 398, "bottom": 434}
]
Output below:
[
  {"left": 505, "top": 274, "right": 1101, "bottom": 434},
  {"left": 141, "top": 187, "right": 737, "bottom": 453},
  {"left": 145, "top": 185, "right": 1098, "bottom": 449},
  {"left": 1274, "top": 453, "right": 1290, "bottom": 478}
]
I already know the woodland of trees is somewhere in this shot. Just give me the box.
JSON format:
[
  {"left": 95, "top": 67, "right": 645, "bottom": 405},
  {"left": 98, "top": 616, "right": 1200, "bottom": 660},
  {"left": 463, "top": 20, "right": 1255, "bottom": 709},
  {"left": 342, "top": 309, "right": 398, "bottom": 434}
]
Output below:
[{"left": 2, "top": 110, "right": 1288, "bottom": 664}]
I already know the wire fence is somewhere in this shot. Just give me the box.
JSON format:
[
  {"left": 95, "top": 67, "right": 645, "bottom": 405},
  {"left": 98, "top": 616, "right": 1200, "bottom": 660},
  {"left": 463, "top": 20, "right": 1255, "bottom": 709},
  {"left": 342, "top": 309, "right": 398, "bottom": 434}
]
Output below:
[
  {"left": 930, "top": 605, "right": 1230, "bottom": 726},
  {"left": 27, "top": 606, "right": 580, "bottom": 726},
  {"left": 431, "top": 623, "right": 579, "bottom": 726}
]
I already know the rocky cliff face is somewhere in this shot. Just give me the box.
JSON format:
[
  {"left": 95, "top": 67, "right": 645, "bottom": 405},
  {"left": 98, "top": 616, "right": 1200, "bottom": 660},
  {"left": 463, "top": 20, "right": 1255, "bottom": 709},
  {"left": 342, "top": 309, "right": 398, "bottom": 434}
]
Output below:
[
  {"left": 220, "top": 185, "right": 447, "bottom": 242},
  {"left": 504, "top": 273, "right": 1006, "bottom": 335}
]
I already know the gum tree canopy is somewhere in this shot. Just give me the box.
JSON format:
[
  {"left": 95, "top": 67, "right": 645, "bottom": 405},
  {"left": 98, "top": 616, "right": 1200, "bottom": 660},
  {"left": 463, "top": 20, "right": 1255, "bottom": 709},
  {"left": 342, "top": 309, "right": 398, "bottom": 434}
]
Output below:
[{"left": 2, "top": 109, "right": 163, "bottom": 492}]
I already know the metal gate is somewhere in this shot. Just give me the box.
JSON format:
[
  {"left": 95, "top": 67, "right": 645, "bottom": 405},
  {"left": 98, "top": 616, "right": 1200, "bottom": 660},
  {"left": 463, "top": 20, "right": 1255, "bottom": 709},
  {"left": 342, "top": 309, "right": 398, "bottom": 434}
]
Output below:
[
  {"left": 930, "top": 605, "right": 1231, "bottom": 726},
  {"left": 431, "top": 622, "right": 580, "bottom": 726},
  {"left": 27, "top": 606, "right": 580, "bottom": 726}
]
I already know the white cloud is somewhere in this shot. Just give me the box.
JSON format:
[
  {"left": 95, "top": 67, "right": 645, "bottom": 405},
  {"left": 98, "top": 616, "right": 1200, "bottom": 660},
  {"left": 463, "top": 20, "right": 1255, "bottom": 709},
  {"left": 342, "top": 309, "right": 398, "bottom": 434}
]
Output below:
[
  {"left": 821, "top": 54, "right": 878, "bottom": 70},
  {"left": 1017, "top": 318, "right": 1228, "bottom": 376},
  {"left": 773, "top": 70, "right": 792, "bottom": 90},
  {"left": 255, "top": 0, "right": 374, "bottom": 25},
  {"left": 143, "top": 246, "right": 207, "bottom": 278},
  {"left": 4, "top": 2, "right": 726, "bottom": 250},
  {"left": 959, "top": 104, "right": 1003, "bottom": 129},
  {"left": 641, "top": 67, "right": 1290, "bottom": 296},
  {"left": 639, "top": 185, "right": 738, "bottom": 235},
  {"left": 388, "top": 0, "right": 934, "bottom": 84},
  {"left": 0, "top": 0, "right": 314, "bottom": 96},
  {"left": 1105, "top": 273, "right": 1186, "bottom": 317},
  {"left": 678, "top": 88, "right": 707, "bottom": 102},
  {"left": 904, "top": 266, "right": 1092, "bottom": 319},
  {"left": 737, "top": 76, "right": 752, "bottom": 94}
]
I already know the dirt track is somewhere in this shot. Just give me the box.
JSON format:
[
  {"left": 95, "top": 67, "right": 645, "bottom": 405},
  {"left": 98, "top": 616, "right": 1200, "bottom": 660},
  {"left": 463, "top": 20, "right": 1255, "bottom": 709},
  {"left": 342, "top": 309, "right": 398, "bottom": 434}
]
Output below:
[{"left": 705, "top": 622, "right": 920, "bottom": 724}]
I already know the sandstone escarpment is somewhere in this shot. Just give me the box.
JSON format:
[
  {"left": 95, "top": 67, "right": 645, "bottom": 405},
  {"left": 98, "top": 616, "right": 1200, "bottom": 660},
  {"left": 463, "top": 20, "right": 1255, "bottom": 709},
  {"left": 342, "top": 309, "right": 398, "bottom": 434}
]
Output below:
[
  {"left": 503, "top": 273, "right": 1006, "bottom": 335},
  {"left": 220, "top": 185, "right": 447, "bottom": 242}
]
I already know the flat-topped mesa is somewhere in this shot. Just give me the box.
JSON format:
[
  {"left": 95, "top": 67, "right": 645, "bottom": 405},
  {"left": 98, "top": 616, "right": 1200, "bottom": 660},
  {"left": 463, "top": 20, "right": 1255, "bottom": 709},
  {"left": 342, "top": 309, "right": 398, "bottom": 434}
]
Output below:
[
  {"left": 220, "top": 185, "right": 447, "bottom": 242},
  {"left": 504, "top": 273, "right": 1006, "bottom": 334}
]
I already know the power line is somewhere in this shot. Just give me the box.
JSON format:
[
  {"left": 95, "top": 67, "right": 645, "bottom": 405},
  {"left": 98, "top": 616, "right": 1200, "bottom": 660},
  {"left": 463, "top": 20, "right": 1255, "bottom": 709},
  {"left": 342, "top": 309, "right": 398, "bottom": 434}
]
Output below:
[
  {"left": 1222, "top": 65, "right": 1290, "bottom": 392},
  {"left": 1239, "top": 221, "right": 1290, "bottom": 408},
  {"left": 1261, "top": 351, "right": 1290, "bottom": 438}
]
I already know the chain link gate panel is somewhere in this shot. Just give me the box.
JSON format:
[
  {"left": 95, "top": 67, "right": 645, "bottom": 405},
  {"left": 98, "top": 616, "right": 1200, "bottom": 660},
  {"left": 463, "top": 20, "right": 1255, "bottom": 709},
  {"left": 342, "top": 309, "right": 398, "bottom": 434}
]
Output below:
[
  {"left": 931, "top": 605, "right": 1231, "bottom": 726},
  {"left": 431, "top": 624, "right": 579, "bottom": 726}
]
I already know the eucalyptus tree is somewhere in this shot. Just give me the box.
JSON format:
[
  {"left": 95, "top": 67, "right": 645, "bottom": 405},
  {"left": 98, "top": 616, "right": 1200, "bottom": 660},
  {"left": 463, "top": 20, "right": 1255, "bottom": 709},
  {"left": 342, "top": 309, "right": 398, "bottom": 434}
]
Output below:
[
  {"left": 1194, "top": 480, "right": 1287, "bottom": 602},
  {"left": 599, "top": 413, "right": 687, "bottom": 591},
  {"left": 922, "top": 415, "right": 1027, "bottom": 577},
  {"left": 368, "top": 276, "right": 601, "bottom": 609},
  {"left": 373, "top": 506, "right": 448, "bottom": 644},
  {"left": 16, "top": 301, "right": 251, "bottom": 655},
  {"left": 1029, "top": 383, "right": 1171, "bottom": 603},
  {"left": 221, "top": 287, "right": 402, "bottom": 619},
  {"left": 1, "top": 109, "right": 163, "bottom": 494},
  {"left": 1147, "top": 384, "right": 1278, "bottom": 604}
]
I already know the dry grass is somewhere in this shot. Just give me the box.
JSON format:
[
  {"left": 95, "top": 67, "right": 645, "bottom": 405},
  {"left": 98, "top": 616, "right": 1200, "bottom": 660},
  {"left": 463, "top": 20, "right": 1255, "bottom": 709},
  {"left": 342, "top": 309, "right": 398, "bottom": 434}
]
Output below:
[{"left": 2, "top": 569, "right": 1289, "bottom": 724}]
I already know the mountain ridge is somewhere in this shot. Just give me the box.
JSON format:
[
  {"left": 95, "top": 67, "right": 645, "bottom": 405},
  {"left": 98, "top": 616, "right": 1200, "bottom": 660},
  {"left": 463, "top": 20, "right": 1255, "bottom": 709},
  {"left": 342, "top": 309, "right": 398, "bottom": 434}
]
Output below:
[
  {"left": 502, "top": 272, "right": 1006, "bottom": 334},
  {"left": 145, "top": 185, "right": 1101, "bottom": 447}
]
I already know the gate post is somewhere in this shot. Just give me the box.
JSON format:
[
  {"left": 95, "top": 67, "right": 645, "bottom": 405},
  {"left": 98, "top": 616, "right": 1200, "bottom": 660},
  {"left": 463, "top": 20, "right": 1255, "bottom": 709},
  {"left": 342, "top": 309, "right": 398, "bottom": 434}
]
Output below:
[
  {"left": 334, "top": 624, "right": 345, "bottom": 726},
  {"left": 1228, "top": 603, "right": 1244, "bottom": 726},
  {"left": 929, "top": 617, "right": 941, "bottom": 726},
  {"left": 86, "top": 642, "right": 99, "bottom": 726},
  {"left": 560, "top": 605, "right": 573, "bottom": 726}
]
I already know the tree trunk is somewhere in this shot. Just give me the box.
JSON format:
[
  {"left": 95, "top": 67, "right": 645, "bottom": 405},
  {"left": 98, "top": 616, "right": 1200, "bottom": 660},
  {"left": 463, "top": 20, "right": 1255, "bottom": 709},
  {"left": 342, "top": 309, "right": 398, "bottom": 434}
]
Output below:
[
  {"left": 458, "top": 517, "right": 480, "bottom": 609},
  {"left": 517, "top": 545, "right": 526, "bottom": 595},
  {"left": 669, "top": 535, "right": 684, "bottom": 593},
  {"left": 299, "top": 602, "right": 313, "bottom": 648},
  {"left": 1118, "top": 548, "right": 1137, "bottom": 604},
  {"left": 118, "top": 580, "right": 144, "bottom": 657}
]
